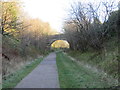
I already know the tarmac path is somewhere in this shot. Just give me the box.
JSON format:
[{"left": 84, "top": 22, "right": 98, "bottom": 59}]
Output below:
[{"left": 15, "top": 52, "right": 60, "bottom": 88}]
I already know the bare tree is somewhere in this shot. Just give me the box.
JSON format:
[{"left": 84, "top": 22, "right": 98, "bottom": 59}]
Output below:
[{"left": 63, "top": 1, "right": 117, "bottom": 51}]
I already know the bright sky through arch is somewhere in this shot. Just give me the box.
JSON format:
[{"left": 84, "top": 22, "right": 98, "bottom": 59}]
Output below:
[{"left": 21, "top": 0, "right": 119, "bottom": 33}]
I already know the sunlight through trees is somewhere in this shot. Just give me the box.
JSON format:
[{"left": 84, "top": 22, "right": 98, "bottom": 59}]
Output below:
[{"left": 51, "top": 40, "right": 69, "bottom": 48}]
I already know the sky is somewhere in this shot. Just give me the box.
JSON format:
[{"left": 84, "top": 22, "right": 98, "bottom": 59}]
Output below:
[
  {"left": 20, "top": 0, "right": 119, "bottom": 33},
  {"left": 20, "top": 0, "right": 70, "bottom": 32}
]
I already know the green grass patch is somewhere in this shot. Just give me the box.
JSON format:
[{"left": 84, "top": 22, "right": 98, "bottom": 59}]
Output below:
[
  {"left": 68, "top": 50, "right": 118, "bottom": 79},
  {"left": 56, "top": 52, "right": 116, "bottom": 88},
  {"left": 0, "top": 84, "right": 2, "bottom": 90},
  {"left": 2, "top": 57, "right": 43, "bottom": 89}
]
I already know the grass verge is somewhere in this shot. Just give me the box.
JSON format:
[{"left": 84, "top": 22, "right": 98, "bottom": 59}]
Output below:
[
  {"left": 67, "top": 37, "right": 118, "bottom": 79},
  {"left": 56, "top": 52, "right": 117, "bottom": 88},
  {"left": 2, "top": 57, "right": 43, "bottom": 89},
  {"left": 68, "top": 50, "right": 118, "bottom": 79},
  {"left": 0, "top": 84, "right": 1, "bottom": 90}
]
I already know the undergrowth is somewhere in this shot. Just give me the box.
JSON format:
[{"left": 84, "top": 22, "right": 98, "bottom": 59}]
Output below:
[
  {"left": 56, "top": 52, "right": 117, "bottom": 88},
  {"left": 68, "top": 37, "right": 118, "bottom": 79},
  {"left": 2, "top": 57, "right": 43, "bottom": 89}
]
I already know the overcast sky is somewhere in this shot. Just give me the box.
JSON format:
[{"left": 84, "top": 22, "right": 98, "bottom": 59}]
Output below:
[{"left": 20, "top": 0, "right": 119, "bottom": 32}]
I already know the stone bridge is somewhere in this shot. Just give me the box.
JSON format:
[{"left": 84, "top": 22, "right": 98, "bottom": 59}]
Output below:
[{"left": 47, "top": 34, "right": 68, "bottom": 46}]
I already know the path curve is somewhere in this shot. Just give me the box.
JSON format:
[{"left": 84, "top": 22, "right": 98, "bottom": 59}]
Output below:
[{"left": 15, "top": 52, "right": 60, "bottom": 88}]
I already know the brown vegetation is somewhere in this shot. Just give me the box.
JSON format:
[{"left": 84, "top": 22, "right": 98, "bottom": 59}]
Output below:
[
  {"left": 63, "top": 1, "right": 119, "bottom": 79},
  {"left": 63, "top": 1, "right": 119, "bottom": 52},
  {"left": 1, "top": 1, "right": 57, "bottom": 77}
]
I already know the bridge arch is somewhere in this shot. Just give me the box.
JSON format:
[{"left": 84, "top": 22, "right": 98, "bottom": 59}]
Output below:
[
  {"left": 50, "top": 39, "right": 70, "bottom": 48},
  {"left": 47, "top": 34, "right": 71, "bottom": 49}
]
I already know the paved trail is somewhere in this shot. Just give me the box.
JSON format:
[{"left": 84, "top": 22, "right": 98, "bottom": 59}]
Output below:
[{"left": 15, "top": 53, "right": 59, "bottom": 88}]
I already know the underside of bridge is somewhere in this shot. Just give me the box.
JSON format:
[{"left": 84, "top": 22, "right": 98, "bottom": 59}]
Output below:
[
  {"left": 51, "top": 40, "right": 69, "bottom": 48},
  {"left": 47, "top": 34, "right": 70, "bottom": 49}
]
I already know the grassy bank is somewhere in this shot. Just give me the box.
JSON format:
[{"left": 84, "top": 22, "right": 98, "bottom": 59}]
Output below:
[
  {"left": 68, "top": 37, "right": 118, "bottom": 79},
  {"left": 0, "top": 84, "right": 1, "bottom": 90},
  {"left": 56, "top": 52, "right": 117, "bottom": 88},
  {"left": 2, "top": 57, "right": 43, "bottom": 89},
  {"left": 68, "top": 51, "right": 118, "bottom": 79}
]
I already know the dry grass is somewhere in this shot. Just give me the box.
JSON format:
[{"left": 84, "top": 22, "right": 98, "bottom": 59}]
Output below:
[
  {"left": 2, "top": 35, "right": 43, "bottom": 78},
  {"left": 57, "top": 52, "right": 118, "bottom": 88},
  {"left": 2, "top": 54, "right": 42, "bottom": 79},
  {"left": 65, "top": 52, "right": 118, "bottom": 86},
  {"left": 2, "top": 57, "right": 43, "bottom": 88},
  {"left": 0, "top": 34, "right": 2, "bottom": 89}
]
